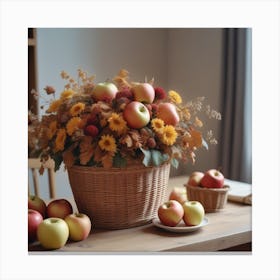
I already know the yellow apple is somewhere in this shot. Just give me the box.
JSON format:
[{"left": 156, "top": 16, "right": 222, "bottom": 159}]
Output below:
[
  {"left": 37, "top": 218, "right": 69, "bottom": 249},
  {"left": 182, "top": 201, "right": 205, "bottom": 226}
]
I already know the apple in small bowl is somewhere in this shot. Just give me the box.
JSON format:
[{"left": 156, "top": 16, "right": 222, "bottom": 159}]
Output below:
[{"left": 185, "top": 169, "right": 229, "bottom": 213}]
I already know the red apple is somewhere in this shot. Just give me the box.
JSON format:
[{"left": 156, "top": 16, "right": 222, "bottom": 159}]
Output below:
[
  {"left": 123, "top": 101, "right": 150, "bottom": 129},
  {"left": 28, "top": 209, "right": 43, "bottom": 242},
  {"left": 37, "top": 218, "right": 69, "bottom": 249},
  {"left": 28, "top": 195, "right": 47, "bottom": 218},
  {"left": 169, "top": 187, "right": 187, "bottom": 204},
  {"left": 157, "top": 102, "right": 179, "bottom": 126},
  {"left": 182, "top": 201, "right": 205, "bottom": 226},
  {"left": 158, "top": 200, "right": 184, "bottom": 227},
  {"left": 92, "top": 82, "right": 118, "bottom": 101},
  {"left": 132, "top": 83, "right": 155, "bottom": 103},
  {"left": 200, "top": 169, "right": 224, "bottom": 188},
  {"left": 47, "top": 199, "right": 73, "bottom": 219},
  {"left": 187, "top": 171, "right": 204, "bottom": 187},
  {"left": 65, "top": 213, "right": 92, "bottom": 241}
]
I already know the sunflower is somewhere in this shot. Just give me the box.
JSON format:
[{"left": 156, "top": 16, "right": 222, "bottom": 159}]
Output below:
[
  {"left": 98, "top": 135, "right": 117, "bottom": 153},
  {"left": 47, "top": 120, "right": 57, "bottom": 139},
  {"left": 66, "top": 117, "right": 82, "bottom": 136},
  {"left": 108, "top": 113, "right": 127, "bottom": 134},
  {"left": 151, "top": 118, "right": 165, "bottom": 133},
  {"left": 47, "top": 99, "right": 62, "bottom": 113},
  {"left": 55, "top": 128, "right": 66, "bottom": 152},
  {"left": 160, "top": 125, "right": 178, "bottom": 146},
  {"left": 70, "top": 102, "right": 85, "bottom": 117},
  {"left": 168, "top": 90, "right": 182, "bottom": 104},
  {"left": 60, "top": 89, "right": 75, "bottom": 100}
]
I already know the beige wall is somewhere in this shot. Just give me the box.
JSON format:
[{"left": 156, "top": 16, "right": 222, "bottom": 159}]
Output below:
[
  {"left": 34, "top": 28, "right": 223, "bottom": 199},
  {"left": 167, "top": 28, "right": 223, "bottom": 176}
]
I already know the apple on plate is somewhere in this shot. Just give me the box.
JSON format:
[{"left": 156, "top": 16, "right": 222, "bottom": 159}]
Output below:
[
  {"left": 156, "top": 102, "right": 179, "bottom": 126},
  {"left": 132, "top": 83, "right": 155, "bottom": 104},
  {"left": 28, "top": 195, "right": 47, "bottom": 218},
  {"left": 169, "top": 187, "right": 187, "bottom": 204},
  {"left": 92, "top": 82, "right": 118, "bottom": 102},
  {"left": 183, "top": 201, "right": 205, "bottom": 226},
  {"left": 28, "top": 209, "right": 43, "bottom": 242},
  {"left": 187, "top": 171, "right": 204, "bottom": 187},
  {"left": 37, "top": 217, "right": 69, "bottom": 249},
  {"left": 158, "top": 200, "right": 184, "bottom": 227},
  {"left": 65, "top": 213, "right": 92, "bottom": 241},
  {"left": 200, "top": 169, "right": 224, "bottom": 188},
  {"left": 47, "top": 199, "right": 73, "bottom": 219},
  {"left": 123, "top": 101, "right": 150, "bottom": 129}
]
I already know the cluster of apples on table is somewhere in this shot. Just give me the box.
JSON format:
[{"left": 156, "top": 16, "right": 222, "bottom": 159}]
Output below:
[
  {"left": 158, "top": 184, "right": 205, "bottom": 228},
  {"left": 28, "top": 195, "right": 91, "bottom": 250}
]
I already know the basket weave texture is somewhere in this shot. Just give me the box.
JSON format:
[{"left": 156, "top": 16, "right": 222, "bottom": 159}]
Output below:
[
  {"left": 68, "top": 163, "right": 170, "bottom": 229},
  {"left": 186, "top": 184, "right": 229, "bottom": 213}
]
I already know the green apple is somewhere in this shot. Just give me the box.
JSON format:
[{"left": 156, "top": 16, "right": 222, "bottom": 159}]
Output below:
[
  {"left": 182, "top": 201, "right": 205, "bottom": 226},
  {"left": 37, "top": 218, "right": 69, "bottom": 249},
  {"left": 65, "top": 213, "right": 91, "bottom": 241},
  {"left": 92, "top": 82, "right": 118, "bottom": 101},
  {"left": 123, "top": 101, "right": 150, "bottom": 129}
]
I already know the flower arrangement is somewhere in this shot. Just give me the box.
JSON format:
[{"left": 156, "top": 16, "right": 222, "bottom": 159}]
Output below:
[{"left": 28, "top": 69, "right": 221, "bottom": 172}]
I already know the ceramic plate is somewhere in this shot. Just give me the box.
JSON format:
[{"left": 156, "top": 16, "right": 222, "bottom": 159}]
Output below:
[{"left": 152, "top": 217, "right": 209, "bottom": 233}]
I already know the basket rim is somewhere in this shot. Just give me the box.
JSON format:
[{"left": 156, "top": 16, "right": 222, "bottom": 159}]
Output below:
[
  {"left": 185, "top": 184, "right": 230, "bottom": 193},
  {"left": 68, "top": 162, "right": 170, "bottom": 173}
]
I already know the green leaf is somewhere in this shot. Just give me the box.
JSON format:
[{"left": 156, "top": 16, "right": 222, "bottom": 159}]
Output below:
[
  {"left": 202, "top": 138, "right": 209, "bottom": 150},
  {"left": 171, "top": 158, "right": 179, "bottom": 169},
  {"left": 140, "top": 148, "right": 152, "bottom": 167},
  {"left": 113, "top": 152, "right": 127, "bottom": 168},
  {"left": 151, "top": 150, "right": 168, "bottom": 166},
  {"left": 52, "top": 153, "right": 63, "bottom": 172}
]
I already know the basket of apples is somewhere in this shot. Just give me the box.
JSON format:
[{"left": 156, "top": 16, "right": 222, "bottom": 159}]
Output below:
[{"left": 185, "top": 169, "right": 230, "bottom": 213}]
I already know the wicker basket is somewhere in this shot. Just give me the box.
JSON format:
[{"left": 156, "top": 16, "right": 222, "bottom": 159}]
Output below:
[
  {"left": 185, "top": 184, "right": 230, "bottom": 213},
  {"left": 68, "top": 163, "right": 170, "bottom": 229}
]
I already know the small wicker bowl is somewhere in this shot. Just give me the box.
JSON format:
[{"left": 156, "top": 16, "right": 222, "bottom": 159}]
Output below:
[{"left": 185, "top": 184, "right": 230, "bottom": 213}]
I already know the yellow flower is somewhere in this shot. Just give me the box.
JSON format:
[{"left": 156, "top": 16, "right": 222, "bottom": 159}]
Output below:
[
  {"left": 55, "top": 128, "right": 66, "bottom": 152},
  {"left": 160, "top": 125, "right": 178, "bottom": 146},
  {"left": 70, "top": 102, "right": 85, "bottom": 117},
  {"left": 169, "top": 90, "right": 182, "bottom": 104},
  {"left": 47, "top": 99, "right": 62, "bottom": 113},
  {"left": 108, "top": 113, "right": 127, "bottom": 134},
  {"left": 151, "top": 118, "right": 165, "bottom": 133},
  {"left": 47, "top": 120, "right": 57, "bottom": 139},
  {"left": 98, "top": 135, "right": 117, "bottom": 153},
  {"left": 60, "top": 89, "right": 75, "bottom": 100},
  {"left": 66, "top": 117, "right": 82, "bottom": 136}
]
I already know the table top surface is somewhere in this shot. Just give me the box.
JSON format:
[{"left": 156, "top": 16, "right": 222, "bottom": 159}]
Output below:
[{"left": 29, "top": 176, "right": 252, "bottom": 253}]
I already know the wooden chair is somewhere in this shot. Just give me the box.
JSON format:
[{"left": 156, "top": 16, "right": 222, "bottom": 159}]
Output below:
[{"left": 28, "top": 158, "right": 56, "bottom": 198}]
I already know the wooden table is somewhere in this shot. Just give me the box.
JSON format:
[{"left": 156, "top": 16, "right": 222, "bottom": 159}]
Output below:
[{"left": 29, "top": 176, "right": 252, "bottom": 253}]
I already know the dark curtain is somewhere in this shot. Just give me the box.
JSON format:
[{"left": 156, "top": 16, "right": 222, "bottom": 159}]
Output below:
[{"left": 220, "top": 28, "right": 252, "bottom": 183}]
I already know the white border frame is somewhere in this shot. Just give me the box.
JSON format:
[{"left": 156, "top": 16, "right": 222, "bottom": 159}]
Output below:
[{"left": 1, "top": 1, "right": 279, "bottom": 279}]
